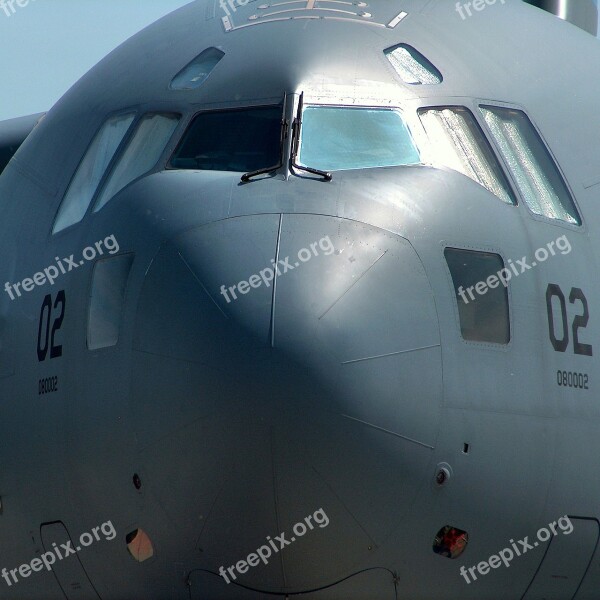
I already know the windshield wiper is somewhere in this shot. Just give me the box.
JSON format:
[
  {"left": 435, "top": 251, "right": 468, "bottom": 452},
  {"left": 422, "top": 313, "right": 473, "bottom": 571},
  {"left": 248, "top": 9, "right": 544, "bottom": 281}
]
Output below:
[
  {"left": 290, "top": 92, "right": 332, "bottom": 182},
  {"left": 241, "top": 96, "right": 289, "bottom": 182}
]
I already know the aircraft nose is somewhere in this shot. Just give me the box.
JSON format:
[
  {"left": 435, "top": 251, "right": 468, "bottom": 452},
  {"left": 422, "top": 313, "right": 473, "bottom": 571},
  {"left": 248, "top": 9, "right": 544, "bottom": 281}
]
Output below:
[{"left": 132, "top": 214, "right": 443, "bottom": 594}]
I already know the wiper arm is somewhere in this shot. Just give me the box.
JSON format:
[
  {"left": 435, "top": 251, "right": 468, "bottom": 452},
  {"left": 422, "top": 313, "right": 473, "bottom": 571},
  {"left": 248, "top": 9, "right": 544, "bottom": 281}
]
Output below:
[
  {"left": 290, "top": 92, "right": 332, "bottom": 182},
  {"left": 241, "top": 95, "right": 289, "bottom": 182}
]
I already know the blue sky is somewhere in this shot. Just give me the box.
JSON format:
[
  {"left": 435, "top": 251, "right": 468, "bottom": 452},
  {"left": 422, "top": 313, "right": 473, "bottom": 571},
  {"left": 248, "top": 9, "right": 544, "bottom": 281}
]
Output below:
[
  {"left": 0, "top": 0, "right": 598, "bottom": 122},
  {"left": 0, "top": 0, "right": 192, "bottom": 121}
]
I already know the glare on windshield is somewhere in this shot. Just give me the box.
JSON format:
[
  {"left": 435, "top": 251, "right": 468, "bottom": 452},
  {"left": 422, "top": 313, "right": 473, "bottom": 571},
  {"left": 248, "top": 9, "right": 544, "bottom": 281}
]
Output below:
[{"left": 298, "top": 106, "right": 421, "bottom": 172}]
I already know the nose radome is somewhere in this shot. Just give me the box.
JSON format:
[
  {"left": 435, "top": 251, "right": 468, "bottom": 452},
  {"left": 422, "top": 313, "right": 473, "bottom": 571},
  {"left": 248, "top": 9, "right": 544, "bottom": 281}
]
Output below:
[{"left": 132, "top": 214, "right": 443, "bottom": 594}]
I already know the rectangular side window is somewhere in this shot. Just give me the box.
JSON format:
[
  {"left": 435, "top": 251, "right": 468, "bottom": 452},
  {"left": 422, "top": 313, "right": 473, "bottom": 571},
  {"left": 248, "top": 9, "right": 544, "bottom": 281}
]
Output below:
[
  {"left": 88, "top": 254, "right": 134, "bottom": 350},
  {"left": 419, "top": 107, "right": 516, "bottom": 205},
  {"left": 479, "top": 106, "right": 580, "bottom": 225},
  {"left": 444, "top": 247, "right": 510, "bottom": 344}
]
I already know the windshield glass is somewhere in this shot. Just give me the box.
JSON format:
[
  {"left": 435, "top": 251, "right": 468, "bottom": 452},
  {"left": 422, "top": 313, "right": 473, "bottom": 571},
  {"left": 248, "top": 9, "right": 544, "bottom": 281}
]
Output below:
[
  {"left": 170, "top": 105, "right": 281, "bottom": 173},
  {"left": 298, "top": 106, "right": 420, "bottom": 172}
]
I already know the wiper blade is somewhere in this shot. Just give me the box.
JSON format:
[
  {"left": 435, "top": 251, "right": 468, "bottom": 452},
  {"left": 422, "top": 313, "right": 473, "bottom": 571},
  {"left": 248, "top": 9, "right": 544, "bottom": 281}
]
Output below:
[
  {"left": 290, "top": 92, "right": 332, "bottom": 182},
  {"left": 241, "top": 95, "right": 289, "bottom": 182}
]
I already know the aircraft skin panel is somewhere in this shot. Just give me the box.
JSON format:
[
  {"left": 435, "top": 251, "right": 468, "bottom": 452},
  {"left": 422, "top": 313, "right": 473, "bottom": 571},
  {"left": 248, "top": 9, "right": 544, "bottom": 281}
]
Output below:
[
  {"left": 0, "top": 113, "right": 44, "bottom": 175},
  {"left": 40, "top": 522, "right": 102, "bottom": 599},
  {"left": 2, "top": 0, "right": 600, "bottom": 597}
]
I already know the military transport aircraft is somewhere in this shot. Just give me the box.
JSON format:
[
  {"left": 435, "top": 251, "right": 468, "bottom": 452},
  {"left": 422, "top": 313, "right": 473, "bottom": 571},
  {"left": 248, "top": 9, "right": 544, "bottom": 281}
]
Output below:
[{"left": 0, "top": 0, "right": 599, "bottom": 598}]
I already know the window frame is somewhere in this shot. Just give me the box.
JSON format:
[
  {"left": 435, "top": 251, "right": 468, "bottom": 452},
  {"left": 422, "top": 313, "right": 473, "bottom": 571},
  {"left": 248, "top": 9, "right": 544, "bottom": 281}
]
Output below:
[
  {"left": 384, "top": 43, "right": 443, "bottom": 86},
  {"left": 51, "top": 110, "right": 137, "bottom": 236},
  {"left": 51, "top": 109, "right": 184, "bottom": 236},
  {"left": 169, "top": 46, "right": 225, "bottom": 91},
  {"left": 477, "top": 101, "right": 582, "bottom": 229},
  {"left": 297, "top": 102, "right": 423, "bottom": 173},
  {"left": 414, "top": 97, "right": 584, "bottom": 230},
  {"left": 417, "top": 104, "right": 517, "bottom": 206},
  {"left": 86, "top": 251, "right": 135, "bottom": 352},
  {"left": 166, "top": 102, "right": 286, "bottom": 174},
  {"left": 443, "top": 244, "right": 513, "bottom": 349},
  {"left": 92, "top": 112, "right": 182, "bottom": 214}
]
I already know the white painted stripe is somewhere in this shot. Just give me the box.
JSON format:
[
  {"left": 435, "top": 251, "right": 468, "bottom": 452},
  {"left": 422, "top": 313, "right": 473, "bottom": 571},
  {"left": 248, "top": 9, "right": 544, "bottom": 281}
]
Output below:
[{"left": 387, "top": 10, "right": 407, "bottom": 28}]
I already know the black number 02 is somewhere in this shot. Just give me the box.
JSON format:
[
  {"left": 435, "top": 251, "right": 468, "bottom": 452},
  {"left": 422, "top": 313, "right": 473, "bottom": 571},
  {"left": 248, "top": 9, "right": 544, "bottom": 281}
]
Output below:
[
  {"left": 37, "top": 291, "right": 66, "bottom": 362},
  {"left": 546, "top": 284, "right": 592, "bottom": 356}
]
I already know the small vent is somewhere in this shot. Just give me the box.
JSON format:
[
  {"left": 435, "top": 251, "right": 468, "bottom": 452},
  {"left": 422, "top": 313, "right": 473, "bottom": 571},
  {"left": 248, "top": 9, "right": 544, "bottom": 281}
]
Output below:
[{"left": 385, "top": 44, "right": 442, "bottom": 85}]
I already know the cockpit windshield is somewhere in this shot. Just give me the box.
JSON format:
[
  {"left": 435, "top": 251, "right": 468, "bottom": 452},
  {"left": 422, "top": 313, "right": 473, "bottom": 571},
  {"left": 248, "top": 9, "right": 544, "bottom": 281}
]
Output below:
[
  {"left": 170, "top": 105, "right": 282, "bottom": 173},
  {"left": 298, "top": 106, "right": 421, "bottom": 172}
]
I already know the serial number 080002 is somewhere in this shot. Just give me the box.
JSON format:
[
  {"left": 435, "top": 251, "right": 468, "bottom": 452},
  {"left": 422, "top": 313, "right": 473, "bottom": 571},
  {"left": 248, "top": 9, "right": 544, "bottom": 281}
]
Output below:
[
  {"left": 39, "top": 376, "right": 58, "bottom": 395},
  {"left": 557, "top": 370, "right": 589, "bottom": 390}
]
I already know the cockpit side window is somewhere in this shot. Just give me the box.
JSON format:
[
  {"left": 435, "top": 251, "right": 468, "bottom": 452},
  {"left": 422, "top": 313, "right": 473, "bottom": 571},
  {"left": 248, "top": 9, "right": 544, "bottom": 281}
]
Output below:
[
  {"left": 445, "top": 247, "right": 510, "bottom": 345},
  {"left": 53, "top": 113, "right": 135, "bottom": 234},
  {"left": 418, "top": 107, "right": 516, "bottom": 205},
  {"left": 298, "top": 106, "right": 421, "bottom": 172},
  {"left": 479, "top": 106, "right": 580, "bottom": 225},
  {"left": 94, "top": 114, "right": 180, "bottom": 213},
  {"left": 88, "top": 254, "right": 134, "bottom": 350},
  {"left": 169, "top": 105, "right": 282, "bottom": 173}
]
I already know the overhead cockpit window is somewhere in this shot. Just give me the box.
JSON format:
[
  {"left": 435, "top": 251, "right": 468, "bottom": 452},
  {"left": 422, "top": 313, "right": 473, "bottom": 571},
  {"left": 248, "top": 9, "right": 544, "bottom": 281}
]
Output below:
[
  {"left": 385, "top": 44, "right": 442, "bottom": 85},
  {"left": 53, "top": 113, "right": 135, "bottom": 234},
  {"left": 479, "top": 106, "right": 581, "bottom": 225},
  {"left": 445, "top": 247, "right": 510, "bottom": 344},
  {"left": 170, "top": 47, "right": 225, "bottom": 90},
  {"left": 419, "top": 107, "right": 516, "bottom": 205},
  {"left": 94, "top": 114, "right": 180, "bottom": 212},
  {"left": 169, "top": 106, "right": 282, "bottom": 173},
  {"left": 298, "top": 107, "right": 420, "bottom": 172}
]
